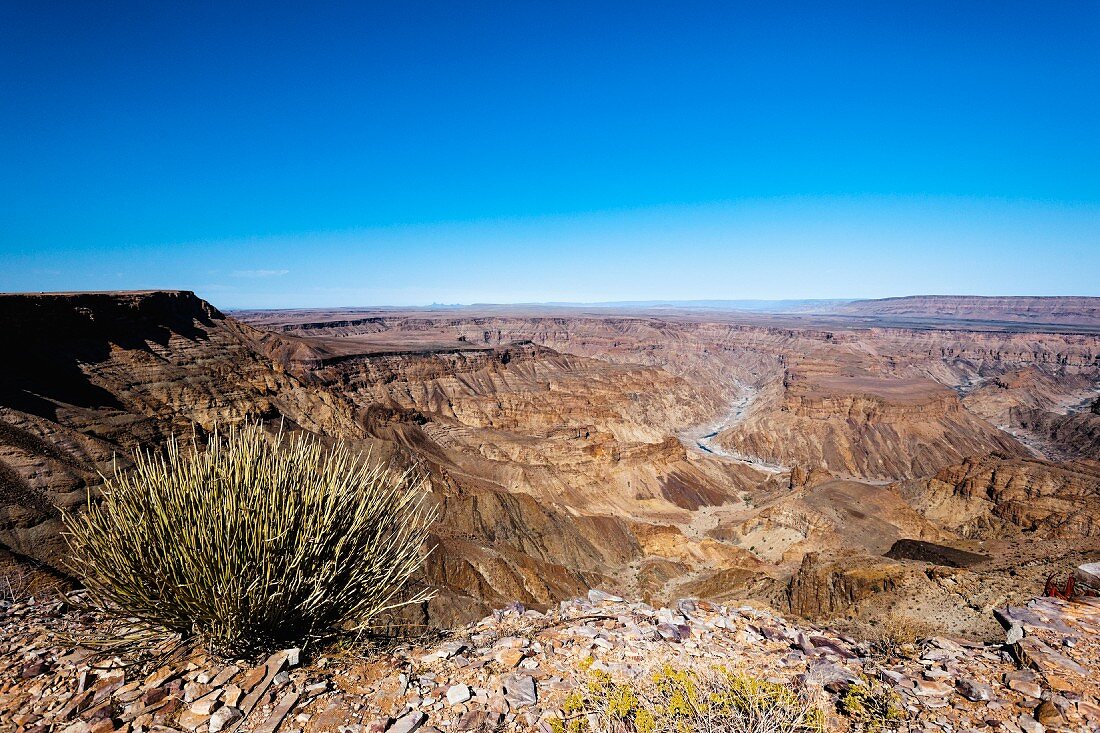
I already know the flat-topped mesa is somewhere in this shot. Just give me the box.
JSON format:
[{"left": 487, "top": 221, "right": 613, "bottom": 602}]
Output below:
[
  {"left": 780, "top": 372, "right": 964, "bottom": 422},
  {"left": 715, "top": 369, "right": 1027, "bottom": 480},
  {"left": 835, "top": 294, "right": 1100, "bottom": 328},
  {"left": 0, "top": 290, "right": 224, "bottom": 339}
]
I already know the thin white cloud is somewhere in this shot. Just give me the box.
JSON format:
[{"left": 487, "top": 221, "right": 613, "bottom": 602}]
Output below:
[{"left": 231, "top": 269, "right": 289, "bottom": 278}]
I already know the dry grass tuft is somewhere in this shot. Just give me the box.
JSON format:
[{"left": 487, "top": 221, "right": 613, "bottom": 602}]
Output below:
[
  {"left": 63, "top": 423, "right": 437, "bottom": 655},
  {"left": 867, "top": 616, "right": 938, "bottom": 659}
]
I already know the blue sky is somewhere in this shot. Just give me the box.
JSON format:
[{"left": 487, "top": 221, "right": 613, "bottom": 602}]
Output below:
[{"left": 2, "top": 2, "right": 1098, "bottom": 307}]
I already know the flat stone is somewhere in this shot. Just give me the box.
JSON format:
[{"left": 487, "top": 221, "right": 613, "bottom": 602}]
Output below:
[
  {"left": 808, "top": 635, "right": 856, "bottom": 658},
  {"left": 656, "top": 623, "right": 688, "bottom": 642},
  {"left": 254, "top": 690, "right": 301, "bottom": 733},
  {"left": 502, "top": 673, "right": 537, "bottom": 708},
  {"left": 183, "top": 680, "right": 213, "bottom": 702},
  {"left": 587, "top": 590, "right": 623, "bottom": 603},
  {"left": 446, "top": 684, "right": 472, "bottom": 705},
  {"left": 223, "top": 683, "right": 243, "bottom": 707},
  {"left": 143, "top": 666, "right": 175, "bottom": 689},
  {"left": 20, "top": 661, "right": 48, "bottom": 678},
  {"left": 388, "top": 711, "right": 426, "bottom": 733},
  {"left": 210, "top": 665, "right": 240, "bottom": 686},
  {"left": 438, "top": 641, "right": 467, "bottom": 658},
  {"left": 209, "top": 705, "right": 243, "bottom": 733},
  {"left": 304, "top": 681, "right": 328, "bottom": 697},
  {"left": 237, "top": 664, "right": 268, "bottom": 693},
  {"left": 57, "top": 722, "right": 91, "bottom": 733},
  {"left": 237, "top": 651, "right": 290, "bottom": 718},
  {"left": 1015, "top": 637, "right": 1089, "bottom": 677},
  {"left": 493, "top": 649, "right": 525, "bottom": 668},
  {"left": 454, "top": 711, "right": 490, "bottom": 731},
  {"left": 1078, "top": 700, "right": 1100, "bottom": 723},
  {"left": 1076, "top": 562, "right": 1100, "bottom": 588},
  {"left": 177, "top": 709, "right": 209, "bottom": 732},
  {"left": 1018, "top": 713, "right": 1046, "bottom": 733},
  {"left": 1007, "top": 678, "right": 1043, "bottom": 699},
  {"left": 141, "top": 688, "right": 167, "bottom": 706},
  {"left": 912, "top": 679, "right": 955, "bottom": 697},
  {"left": 955, "top": 678, "right": 994, "bottom": 702},
  {"left": 191, "top": 688, "right": 223, "bottom": 715},
  {"left": 657, "top": 609, "right": 687, "bottom": 625}
]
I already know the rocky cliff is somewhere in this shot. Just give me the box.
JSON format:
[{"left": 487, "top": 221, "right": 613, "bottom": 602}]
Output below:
[
  {"left": 0, "top": 291, "right": 364, "bottom": 578},
  {"left": 0, "top": 293, "right": 774, "bottom": 625},
  {"left": 896, "top": 456, "right": 1100, "bottom": 539},
  {"left": 1010, "top": 405, "right": 1100, "bottom": 461},
  {"left": 715, "top": 369, "right": 1027, "bottom": 479}
]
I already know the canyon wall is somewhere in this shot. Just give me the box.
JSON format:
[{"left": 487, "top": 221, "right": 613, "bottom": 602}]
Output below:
[{"left": 3, "top": 292, "right": 1099, "bottom": 633}]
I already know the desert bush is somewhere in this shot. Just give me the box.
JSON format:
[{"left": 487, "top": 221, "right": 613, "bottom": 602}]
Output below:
[
  {"left": 63, "top": 423, "right": 437, "bottom": 654},
  {"left": 550, "top": 661, "right": 826, "bottom": 733},
  {"left": 867, "top": 616, "right": 937, "bottom": 659},
  {"left": 838, "top": 676, "right": 906, "bottom": 732}
]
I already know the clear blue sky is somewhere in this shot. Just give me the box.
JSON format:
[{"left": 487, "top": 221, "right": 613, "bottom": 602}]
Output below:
[{"left": 2, "top": 1, "right": 1098, "bottom": 307}]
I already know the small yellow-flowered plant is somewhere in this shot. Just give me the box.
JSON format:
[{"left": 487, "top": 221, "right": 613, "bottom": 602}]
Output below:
[
  {"left": 839, "top": 676, "right": 906, "bottom": 732},
  {"left": 554, "top": 662, "right": 826, "bottom": 733}
]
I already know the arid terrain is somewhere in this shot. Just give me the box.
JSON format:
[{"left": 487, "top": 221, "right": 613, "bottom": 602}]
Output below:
[
  {"left": 1, "top": 291, "right": 1096, "bottom": 634},
  {"left": 1, "top": 290, "right": 1099, "bottom": 732}
]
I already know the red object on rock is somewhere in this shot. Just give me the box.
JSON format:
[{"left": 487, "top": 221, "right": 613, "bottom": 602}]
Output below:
[{"left": 1045, "top": 572, "right": 1099, "bottom": 600}]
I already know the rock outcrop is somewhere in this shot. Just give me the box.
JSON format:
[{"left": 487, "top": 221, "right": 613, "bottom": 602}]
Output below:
[
  {"left": 716, "top": 369, "right": 1027, "bottom": 479},
  {"left": 896, "top": 456, "right": 1100, "bottom": 539},
  {"left": 1010, "top": 406, "right": 1100, "bottom": 461},
  {"left": 0, "top": 291, "right": 365, "bottom": 578},
  {"left": 786, "top": 551, "right": 912, "bottom": 618},
  {"left": 0, "top": 293, "right": 772, "bottom": 623}
]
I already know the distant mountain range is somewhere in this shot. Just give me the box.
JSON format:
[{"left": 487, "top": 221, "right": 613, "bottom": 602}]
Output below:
[{"left": 456, "top": 295, "right": 1100, "bottom": 328}]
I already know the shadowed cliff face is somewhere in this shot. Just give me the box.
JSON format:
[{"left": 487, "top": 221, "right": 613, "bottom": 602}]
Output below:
[
  {"left": 3, "top": 292, "right": 1100, "bottom": 634},
  {"left": 0, "top": 292, "right": 371, "bottom": 583}
]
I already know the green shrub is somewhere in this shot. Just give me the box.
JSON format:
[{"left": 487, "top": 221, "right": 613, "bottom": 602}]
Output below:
[{"left": 63, "top": 424, "right": 437, "bottom": 654}]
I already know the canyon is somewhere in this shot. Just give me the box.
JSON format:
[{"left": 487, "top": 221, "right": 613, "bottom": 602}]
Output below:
[{"left": 1, "top": 291, "right": 1098, "bottom": 641}]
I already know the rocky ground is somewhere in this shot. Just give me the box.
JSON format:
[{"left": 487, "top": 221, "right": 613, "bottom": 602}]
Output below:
[{"left": 3, "top": 571, "right": 1099, "bottom": 733}]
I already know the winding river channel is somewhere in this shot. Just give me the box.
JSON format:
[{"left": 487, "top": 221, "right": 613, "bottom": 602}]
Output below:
[{"left": 680, "top": 381, "right": 786, "bottom": 474}]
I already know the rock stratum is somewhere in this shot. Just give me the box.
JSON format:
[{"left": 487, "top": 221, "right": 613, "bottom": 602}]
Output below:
[
  {"left": 1, "top": 291, "right": 1099, "bottom": 639},
  {"left": 830, "top": 295, "right": 1100, "bottom": 330}
]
